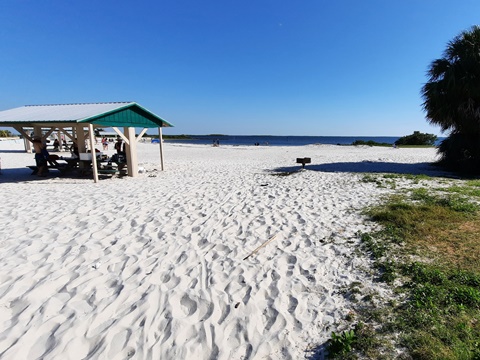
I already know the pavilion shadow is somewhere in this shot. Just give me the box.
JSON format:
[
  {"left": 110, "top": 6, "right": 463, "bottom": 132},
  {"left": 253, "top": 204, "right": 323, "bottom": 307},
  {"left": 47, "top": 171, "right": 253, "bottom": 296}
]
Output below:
[
  {"left": 0, "top": 149, "right": 29, "bottom": 154},
  {"left": 0, "top": 167, "right": 114, "bottom": 184}
]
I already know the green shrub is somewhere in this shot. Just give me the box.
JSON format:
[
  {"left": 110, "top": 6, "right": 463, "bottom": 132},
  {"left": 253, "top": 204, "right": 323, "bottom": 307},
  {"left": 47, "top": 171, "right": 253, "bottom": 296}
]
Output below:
[
  {"left": 328, "top": 329, "right": 357, "bottom": 356},
  {"left": 395, "top": 131, "right": 437, "bottom": 146}
]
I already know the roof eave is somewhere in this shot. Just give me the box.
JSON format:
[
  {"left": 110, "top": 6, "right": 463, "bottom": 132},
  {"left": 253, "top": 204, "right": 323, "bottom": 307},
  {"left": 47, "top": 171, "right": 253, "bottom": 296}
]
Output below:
[
  {"left": 76, "top": 102, "right": 136, "bottom": 123},
  {"left": 133, "top": 103, "right": 174, "bottom": 127},
  {"left": 3, "top": 120, "right": 80, "bottom": 127},
  {"left": 77, "top": 102, "right": 174, "bottom": 127}
]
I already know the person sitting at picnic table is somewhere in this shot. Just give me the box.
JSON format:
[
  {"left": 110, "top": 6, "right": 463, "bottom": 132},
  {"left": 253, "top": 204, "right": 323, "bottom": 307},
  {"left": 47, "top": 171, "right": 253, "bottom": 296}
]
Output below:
[
  {"left": 70, "top": 141, "right": 79, "bottom": 158},
  {"left": 112, "top": 136, "right": 127, "bottom": 170},
  {"left": 30, "top": 135, "right": 48, "bottom": 176},
  {"left": 46, "top": 154, "right": 61, "bottom": 167},
  {"left": 114, "top": 136, "right": 126, "bottom": 155},
  {"left": 36, "top": 142, "right": 61, "bottom": 168}
]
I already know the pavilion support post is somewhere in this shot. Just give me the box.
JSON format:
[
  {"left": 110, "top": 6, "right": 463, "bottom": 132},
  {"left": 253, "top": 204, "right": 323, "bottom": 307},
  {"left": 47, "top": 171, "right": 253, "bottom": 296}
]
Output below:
[
  {"left": 14, "top": 126, "right": 32, "bottom": 153},
  {"left": 76, "top": 125, "right": 87, "bottom": 169},
  {"left": 76, "top": 125, "right": 86, "bottom": 152},
  {"left": 158, "top": 127, "right": 165, "bottom": 171},
  {"left": 24, "top": 136, "right": 32, "bottom": 153},
  {"left": 33, "top": 126, "right": 42, "bottom": 139},
  {"left": 33, "top": 127, "right": 44, "bottom": 152},
  {"left": 88, "top": 124, "right": 99, "bottom": 183},
  {"left": 125, "top": 127, "right": 138, "bottom": 177}
]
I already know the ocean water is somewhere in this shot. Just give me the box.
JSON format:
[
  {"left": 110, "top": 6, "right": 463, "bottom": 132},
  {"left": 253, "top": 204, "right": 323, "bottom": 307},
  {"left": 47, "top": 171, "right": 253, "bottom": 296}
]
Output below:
[{"left": 164, "top": 135, "right": 444, "bottom": 147}]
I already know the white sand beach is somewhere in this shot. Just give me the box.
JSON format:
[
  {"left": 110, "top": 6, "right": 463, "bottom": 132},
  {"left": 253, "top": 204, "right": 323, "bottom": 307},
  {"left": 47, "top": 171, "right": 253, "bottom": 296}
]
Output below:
[{"left": 0, "top": 140, "right": 443, "bottom": 359}]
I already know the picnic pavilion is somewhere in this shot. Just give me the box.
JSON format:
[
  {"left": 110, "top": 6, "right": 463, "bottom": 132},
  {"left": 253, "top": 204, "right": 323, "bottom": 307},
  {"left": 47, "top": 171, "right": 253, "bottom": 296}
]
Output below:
[{"left": 0, "top": 102, "right": 173, "bottom": 182}]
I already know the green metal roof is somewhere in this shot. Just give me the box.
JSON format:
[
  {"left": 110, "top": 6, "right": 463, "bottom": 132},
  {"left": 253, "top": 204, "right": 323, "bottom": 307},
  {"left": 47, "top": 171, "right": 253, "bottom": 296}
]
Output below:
[
  {"left": 0, "top": 102, "right": 174, "bottom": 128},
  {"left": 78, "top": 103, "right": 174, "bottom": 128}
]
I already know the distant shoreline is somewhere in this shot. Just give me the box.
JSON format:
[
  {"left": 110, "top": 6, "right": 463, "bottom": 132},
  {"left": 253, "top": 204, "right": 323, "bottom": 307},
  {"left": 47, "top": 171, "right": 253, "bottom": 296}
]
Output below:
[
  {"left": 160, "top": 134, "right": 445, "bottom": 147},
  {"left": 2, "top": 134, "right": 445, "bottom": 148}
]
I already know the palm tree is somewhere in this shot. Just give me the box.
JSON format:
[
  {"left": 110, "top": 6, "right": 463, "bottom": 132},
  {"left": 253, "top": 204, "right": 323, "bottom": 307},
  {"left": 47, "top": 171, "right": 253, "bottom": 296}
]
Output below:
[{"left": 421, "top": 25, "right": 480, "bottom": 173}]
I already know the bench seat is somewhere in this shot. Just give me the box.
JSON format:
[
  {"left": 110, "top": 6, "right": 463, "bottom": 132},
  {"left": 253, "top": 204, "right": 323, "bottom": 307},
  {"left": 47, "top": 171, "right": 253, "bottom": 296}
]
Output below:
[
  {"left": 27, "top": 165, "right": 73, "bottom": 175},
  {"left": 98, "top": 169, "right": 118, "bottom": 174}
]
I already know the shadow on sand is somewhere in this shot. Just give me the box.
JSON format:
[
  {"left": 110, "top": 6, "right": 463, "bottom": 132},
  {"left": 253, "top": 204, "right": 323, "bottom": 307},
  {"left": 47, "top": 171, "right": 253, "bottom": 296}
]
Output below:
[
  {"left": 0, "top": 149, "right": 28, "bottom": 154},
  {"left": 271, "top": 160, "right": 455, "bottom": 178},
  {"left": 0, "top": 167, "right": 114, "bottom": 184},
  {"left": 305, "top": 343, "right": 328, "bottom": 360}
]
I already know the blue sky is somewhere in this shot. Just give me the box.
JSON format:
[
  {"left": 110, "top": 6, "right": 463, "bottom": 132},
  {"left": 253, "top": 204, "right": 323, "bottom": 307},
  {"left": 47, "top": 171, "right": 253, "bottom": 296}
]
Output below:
[{"left": 1, "top": 0, "right": 479, "bottom": 136}]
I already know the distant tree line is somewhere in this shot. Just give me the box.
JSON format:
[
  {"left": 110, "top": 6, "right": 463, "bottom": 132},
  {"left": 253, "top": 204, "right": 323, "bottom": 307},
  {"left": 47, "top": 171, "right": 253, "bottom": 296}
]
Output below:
[
  {"left": 352, "top": 131, "right": 437, "bottom": 147},
  {"left": 395, "top": 131, "right": 437, "bottom": 146},
  {"left": 0, "top": 130, "right": 13, "bottom": 137},
  {"left": 151, "top": 134, "right": 192, "bottom": 139},
  {"left": 352, "top": 140, "right": 391, "bottom": 146}
]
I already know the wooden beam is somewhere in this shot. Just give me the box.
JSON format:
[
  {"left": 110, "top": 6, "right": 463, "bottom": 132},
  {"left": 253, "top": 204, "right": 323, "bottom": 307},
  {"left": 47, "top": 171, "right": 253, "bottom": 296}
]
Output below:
[
  {"left": 13, "top": 126, "right": 33, "bottom": 153},
  {"left": 76, "top": 125, "right": 86, "bottom": 153},
  {"left": 136, "top": 128, "right": 148, "bottom": 142},
  {"left": 14, "top": 126, "right": 31, "bottom": 140},
  {"left": 44, "top": 128, "right": 55, "bottom": 139},
  {"left": 125, "top": 127, "right": 138, "bottom": 177},
  {"left": 112, "top": 127, "right": 130, "bottom": 145},
  {"left": 57, "top": 127, "right": 75, "bottom": 142}
]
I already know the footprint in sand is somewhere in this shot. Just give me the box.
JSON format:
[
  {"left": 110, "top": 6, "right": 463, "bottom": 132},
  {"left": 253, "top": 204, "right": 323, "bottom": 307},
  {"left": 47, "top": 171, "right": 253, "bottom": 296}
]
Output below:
[
  {"left": 288, "top": 295, "right": 298, "bottom": 314},
  {"left": 180, "top": 293, "right": 197, "bottom": 316}
]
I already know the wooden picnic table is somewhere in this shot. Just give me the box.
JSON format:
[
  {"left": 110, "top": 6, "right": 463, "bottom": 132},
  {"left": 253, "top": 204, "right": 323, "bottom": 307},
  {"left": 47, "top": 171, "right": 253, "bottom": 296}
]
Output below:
[
  {"left": 78, "top": 156, "right": 127, "bottom": 176},
  {"left": 27, "top": 157, "right": 79, "bottom": 175}
]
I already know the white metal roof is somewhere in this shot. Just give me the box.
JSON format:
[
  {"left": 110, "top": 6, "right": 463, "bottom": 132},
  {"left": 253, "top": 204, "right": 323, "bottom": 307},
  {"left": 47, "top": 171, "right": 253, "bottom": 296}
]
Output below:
[{"left": 0, "top": 102, "right": 134, "bottom": 123}]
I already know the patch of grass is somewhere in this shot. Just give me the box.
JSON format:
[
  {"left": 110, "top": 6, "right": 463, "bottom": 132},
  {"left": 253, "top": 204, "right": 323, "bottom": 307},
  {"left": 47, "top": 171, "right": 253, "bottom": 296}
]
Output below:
[
  {"left": 411, "top": 187, "right": 479, "bottom": 213},
  {"left": 360, "top": 174, "right": 380, "bottom": 184},
  {"left": 360, "top": 174, "right": 396, "bottom": 188},
  {"left": 361, "top": 173, "right": 434, "bottom": 188},
  {"left": 271, "top": 170, "right": 298, "bottom": 177},
  {"left": 466, "top": 180, "right": 480, "bottom": 187},
  {"left": 326, "top": 322, "right": 392, "bottom": 360},
  {"left": 327, "top": 184, "right": 480, "bottom": 359},
  {"left": 382, "top": 173, "right": 432, "bottom": 182},
  {"left": 369, "top": 190, "right": 480, "bottom": 271},
  {"left": 327, "top": 329, "right": 357, "bottom": 356},
  {"left": 377, "top": 259, "right": 396, "bottom": 283},
  {"left": 398, "top": 263, "right": 480, "bottom": 359},
  {"left": 444, "top": 182, "right": 480, "bottom": 198},
  {"left": 395, "top": 145, "right": 436, "bottom": 148}
]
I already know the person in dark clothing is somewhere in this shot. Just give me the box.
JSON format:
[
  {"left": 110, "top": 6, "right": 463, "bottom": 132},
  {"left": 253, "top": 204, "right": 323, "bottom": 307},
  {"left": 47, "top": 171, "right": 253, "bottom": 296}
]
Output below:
[
  {"left": 30, "top": 135, "right": 48, "bottom": 176},
  {"left": 70, "top": 141, "right": 79, "bottom": 157},
  {"left": 114, "top": 137, "right": 126, "bottom": 155},
  {"left": 113, "top": 137, "right": 127, "bottom": 165}
]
